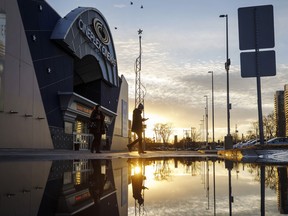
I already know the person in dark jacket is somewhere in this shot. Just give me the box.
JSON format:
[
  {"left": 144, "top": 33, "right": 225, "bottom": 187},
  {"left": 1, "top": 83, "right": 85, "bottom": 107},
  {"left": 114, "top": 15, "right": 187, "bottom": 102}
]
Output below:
[
  {"left": 127, "top": 103, "right": 148, "bottom": 154},
  {"left": 89, "top": 105, "right": 105, "bottom": 153}
]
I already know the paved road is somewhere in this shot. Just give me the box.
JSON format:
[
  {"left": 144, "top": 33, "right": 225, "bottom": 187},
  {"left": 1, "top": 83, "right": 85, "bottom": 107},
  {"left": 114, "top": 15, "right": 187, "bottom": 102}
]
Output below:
[{"left": 0, "top": 148, "right": 218, "bottom": 161}]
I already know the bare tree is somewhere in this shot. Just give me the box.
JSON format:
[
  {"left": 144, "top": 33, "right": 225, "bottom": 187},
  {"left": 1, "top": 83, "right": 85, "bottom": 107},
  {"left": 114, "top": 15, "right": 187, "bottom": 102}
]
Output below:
[
  {"left": 246, "top": 112, "right": 276, "bottom": 140},
  {"left": 153, "top": 123, "right": 173, "bottom": 143},
  {"left": 263, "top": 112, "right": 275, "bottom": 139},
  {"left": 191, "top": 127, "right": 201, "bottom": 142},
  {"left": 232, "top": 131, "right": 239, "bottom": 144},
  {"left": 252, "top": 121, "right": 259, "bottom": 137},
  {"left": 153, "top": 123, "right": 161, "bottom": 142},
  {"left": 246, "top": 130, "right": 254, "bottom": 140},
  {"left": 159, "top": 123, "right": 173, "bottom": 143}
]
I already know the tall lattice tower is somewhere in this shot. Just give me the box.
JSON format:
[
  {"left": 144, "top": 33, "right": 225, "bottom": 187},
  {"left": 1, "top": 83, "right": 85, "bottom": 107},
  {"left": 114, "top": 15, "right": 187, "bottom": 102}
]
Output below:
[{"left": 135, "top": 29, "right": 146, "bottom": 109}]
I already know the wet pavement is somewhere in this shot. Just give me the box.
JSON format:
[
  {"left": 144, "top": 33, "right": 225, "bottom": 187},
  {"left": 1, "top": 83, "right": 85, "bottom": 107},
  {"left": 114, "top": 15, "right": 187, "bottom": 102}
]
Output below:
[
  {"left": 0, "top": 148, "right": 218, "bottom": 161},
  {"left": 2, "top": 148, "right": 288, "bottom": 164}
]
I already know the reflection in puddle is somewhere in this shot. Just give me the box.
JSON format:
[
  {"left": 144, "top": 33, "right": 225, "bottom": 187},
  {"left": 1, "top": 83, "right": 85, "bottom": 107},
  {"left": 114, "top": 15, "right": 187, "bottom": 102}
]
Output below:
[
  {"left": 127, "top": 158, "right": 285, "bottom": 216},
  {"left": 0, "top": 157, "right": 287, "bottom": 215},
  {"left": 47, "top": 159, "right": 119, "bottom": 215},
  {"left": 0, "top": 159, "right": 127, "bottom": 216}
]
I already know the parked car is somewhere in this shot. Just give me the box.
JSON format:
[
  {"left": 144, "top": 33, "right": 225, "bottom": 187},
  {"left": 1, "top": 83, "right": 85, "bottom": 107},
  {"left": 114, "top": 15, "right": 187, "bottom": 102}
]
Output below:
[
  {"left": 233, "top": 142, "right": 242, "bottom": 149},
  {"left": 253, "top": 137, "right": 288, "bottom": 146},
  {"left": 233, "top": 139, "right": 255, "bottom": 149},
  {"left": 215, "top": 145, "right": 224, "bottom": 150},
  {"left": 241, "top": 139, "right": 267, "bottom": 148},
  {"left": 263, "top": 137, "right": 288, "bottom": 145}
]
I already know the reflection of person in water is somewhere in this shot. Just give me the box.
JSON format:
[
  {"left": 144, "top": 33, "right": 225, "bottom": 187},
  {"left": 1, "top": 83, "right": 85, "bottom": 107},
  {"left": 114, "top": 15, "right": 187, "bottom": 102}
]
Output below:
[
  {"left": 89, "top": 160, "right": 107, "bottom": 204},
  {"left": 131, "top": 173, "right": 148, "bottom": 206}
]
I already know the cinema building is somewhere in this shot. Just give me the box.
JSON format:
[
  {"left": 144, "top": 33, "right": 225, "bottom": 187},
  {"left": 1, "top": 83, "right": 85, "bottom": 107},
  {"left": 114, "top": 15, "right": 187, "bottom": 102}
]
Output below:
[{"left": 0, "top": 0, "right": 129, "bottom": 151}]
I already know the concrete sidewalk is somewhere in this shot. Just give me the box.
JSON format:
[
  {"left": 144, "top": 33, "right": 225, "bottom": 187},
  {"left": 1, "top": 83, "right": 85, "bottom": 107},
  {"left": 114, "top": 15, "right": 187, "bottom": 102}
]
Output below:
[{"left": 0, "top": 148, "right": 218, "bottom": 161}]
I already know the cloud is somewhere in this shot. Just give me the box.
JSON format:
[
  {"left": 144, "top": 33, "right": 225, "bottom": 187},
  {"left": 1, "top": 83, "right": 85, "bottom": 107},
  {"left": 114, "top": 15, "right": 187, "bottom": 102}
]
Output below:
[
  {"left": 113, "top": 4, "right": 126, "bottom": 9},
  {"left": 116, "top": 33, "right": 288, "bottom": 137},
  {"left": 110, "top": 0, "right": 288, "bottom": 140}
]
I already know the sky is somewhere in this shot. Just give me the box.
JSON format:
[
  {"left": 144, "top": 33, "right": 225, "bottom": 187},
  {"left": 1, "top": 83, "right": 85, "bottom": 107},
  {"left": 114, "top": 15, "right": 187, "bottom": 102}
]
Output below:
[{"left": 46, "top": 0, "right": 288, "bottom": 141}]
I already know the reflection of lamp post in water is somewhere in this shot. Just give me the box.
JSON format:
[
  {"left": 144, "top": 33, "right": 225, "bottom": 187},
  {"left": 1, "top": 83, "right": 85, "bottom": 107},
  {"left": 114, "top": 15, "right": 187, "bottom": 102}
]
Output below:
[
  {"left": 206, "top": 158, "right": 210, "bottom": 210},
  {"left": 260, "top": 166, "right": 265, "bottom": 216},
  {"left": 212, "top": 159, "right": 216, "bottom": 216},
  {"left": 225, "top": 160, "right": 233, "bottom": 216}
]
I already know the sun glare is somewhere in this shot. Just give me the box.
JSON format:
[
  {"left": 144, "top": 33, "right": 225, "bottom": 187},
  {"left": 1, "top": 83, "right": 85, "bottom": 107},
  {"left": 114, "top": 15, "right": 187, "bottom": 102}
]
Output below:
[
  {"left": 132, "top": 165, "right": 141, "bottom": 175},
  {"left": 143, "top": 112, "right": 168, "bottom": 138}
]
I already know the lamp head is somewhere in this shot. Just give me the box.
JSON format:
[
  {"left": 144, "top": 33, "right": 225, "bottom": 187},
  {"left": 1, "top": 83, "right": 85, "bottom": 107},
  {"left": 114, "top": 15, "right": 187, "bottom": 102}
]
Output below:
[{"left": 219, "top": 14, "right": 227, "bottom": 18}]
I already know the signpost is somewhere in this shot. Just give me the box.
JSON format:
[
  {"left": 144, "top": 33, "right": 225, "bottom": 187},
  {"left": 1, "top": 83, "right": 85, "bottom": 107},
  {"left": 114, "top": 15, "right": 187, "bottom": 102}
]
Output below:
[
  {"left": 238, "top": 4, "right": 276, "bottom": 145},
  {"left": 238, "top": 5, "right": 275, "bottom": 216}
]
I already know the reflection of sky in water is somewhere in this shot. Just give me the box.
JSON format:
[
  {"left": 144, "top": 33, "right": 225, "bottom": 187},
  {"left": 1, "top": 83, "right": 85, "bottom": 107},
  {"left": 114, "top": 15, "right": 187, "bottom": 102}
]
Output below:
[{"left": 128, "top": 159, "right": 282, "bottom": 216}]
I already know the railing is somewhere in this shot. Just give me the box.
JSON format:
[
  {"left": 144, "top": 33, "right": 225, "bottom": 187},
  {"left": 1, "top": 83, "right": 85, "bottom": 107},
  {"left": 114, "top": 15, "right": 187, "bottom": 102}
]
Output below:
[
  {"left": 72, "top": 159, "right": 91, "bottom": 185},
  {"left": 73, "top": 132, "right": 93, "bottom": 150},
  {"left": 73, "top": 159, "right": 90, "bottom": 173}
]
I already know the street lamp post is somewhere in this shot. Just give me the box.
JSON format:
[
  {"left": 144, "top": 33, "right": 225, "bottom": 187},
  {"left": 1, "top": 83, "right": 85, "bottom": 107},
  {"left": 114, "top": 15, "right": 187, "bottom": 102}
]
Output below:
[
  {"left": 219, "top": 14, "right": 232, "bottom": 149},
  {"left": 208, "top": 71, "right": 215, "bottom": 146},
  {"left": 204, "top": 95, "right": 208, "bottom": 148}
]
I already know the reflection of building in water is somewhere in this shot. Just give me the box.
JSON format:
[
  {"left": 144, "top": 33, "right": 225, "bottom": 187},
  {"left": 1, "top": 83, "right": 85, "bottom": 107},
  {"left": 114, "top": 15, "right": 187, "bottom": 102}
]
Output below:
[
  {"left": 0, "top": 13, "right": 5, "bottom": 57},
  {"left": 0, "top": 0, "right": 129, "bottom": 151},
  {"left": 38, "top": 159, "right": 128, "bottom": 216},
  {"left": 0, "top": 12, "right": 5, "bottom": 111},
  {"left": 277, "top": 166, "right": 288, "bottom": 214},
  {"left": 73, "top": 159, "right": 91, "bottom": 185},
  {"left": 0, "top": 161, "right": 51, "bottom": 216},
  {"left": 56, "top": 160, "right": 118, "bottom": 215}
]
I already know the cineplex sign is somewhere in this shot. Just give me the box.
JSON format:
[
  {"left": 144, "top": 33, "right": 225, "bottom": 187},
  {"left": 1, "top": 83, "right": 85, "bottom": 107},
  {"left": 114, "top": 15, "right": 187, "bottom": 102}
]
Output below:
[{"left": 78, "top": 18, "right": 116, "bottom": 66}]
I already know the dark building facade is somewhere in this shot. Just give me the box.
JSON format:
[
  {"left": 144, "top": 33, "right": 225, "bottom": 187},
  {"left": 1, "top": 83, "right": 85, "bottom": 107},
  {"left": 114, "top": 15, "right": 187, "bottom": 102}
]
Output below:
[
  {"left": 285, "top": 84, "right": 288, "bottom": 137},
  {"left": 274, "top": 91, "right": 286, "bottom": 137},
  {"left": 0, "top": 0, "right": 129, "bottom": 150}
]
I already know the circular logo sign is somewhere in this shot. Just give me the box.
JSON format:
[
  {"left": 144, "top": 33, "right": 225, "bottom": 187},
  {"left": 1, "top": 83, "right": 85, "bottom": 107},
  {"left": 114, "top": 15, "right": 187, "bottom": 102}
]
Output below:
[{"left": 93, "top": 18, "right": 110, "bottom": 45}]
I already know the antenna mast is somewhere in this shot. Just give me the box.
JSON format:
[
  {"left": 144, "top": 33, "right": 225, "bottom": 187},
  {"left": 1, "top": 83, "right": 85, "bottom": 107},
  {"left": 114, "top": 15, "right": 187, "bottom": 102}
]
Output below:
[{"left": 135, "top": 29, "right": 146, "bottom": 108}]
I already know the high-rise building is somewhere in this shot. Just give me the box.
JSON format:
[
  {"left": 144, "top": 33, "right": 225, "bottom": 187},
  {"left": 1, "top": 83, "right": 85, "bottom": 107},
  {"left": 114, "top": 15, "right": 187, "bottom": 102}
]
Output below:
[
  {"left": 284, "top": 84, "right": 288, "bottom": 136},
  {"left": 274, "top": 90, "right": 286, "bottom": 137}
]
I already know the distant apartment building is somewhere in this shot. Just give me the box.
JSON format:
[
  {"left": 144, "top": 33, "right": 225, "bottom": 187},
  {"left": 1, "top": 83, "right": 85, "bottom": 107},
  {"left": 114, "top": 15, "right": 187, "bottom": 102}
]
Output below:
[
  {"left": 285, "top": 84, "right": 288, "bottom": 136},
  {"left": 274, "top": 90, "right": 286, "bottom": 137}
]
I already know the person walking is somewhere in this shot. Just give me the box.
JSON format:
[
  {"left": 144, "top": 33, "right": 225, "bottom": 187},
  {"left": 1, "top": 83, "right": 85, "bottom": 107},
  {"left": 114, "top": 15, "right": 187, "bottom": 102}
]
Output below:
[
  {"left": 89, "top": 105, "right": 105, "bottom": 153},
  {"left": 127, "top": 103, "right": 148, "bottom": 154}
]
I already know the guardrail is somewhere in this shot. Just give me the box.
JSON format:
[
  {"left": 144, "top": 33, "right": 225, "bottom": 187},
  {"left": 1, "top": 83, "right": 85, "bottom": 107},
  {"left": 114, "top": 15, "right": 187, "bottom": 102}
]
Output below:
[{"left": 73, "top": 132, "right": 93, "bottom": 150}]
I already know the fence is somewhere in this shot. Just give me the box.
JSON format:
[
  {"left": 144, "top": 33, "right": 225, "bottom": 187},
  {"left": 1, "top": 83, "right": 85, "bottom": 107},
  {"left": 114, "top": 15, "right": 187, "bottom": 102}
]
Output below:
[{"left": 73, "top": 132, "right": 93, "bottom": 150}]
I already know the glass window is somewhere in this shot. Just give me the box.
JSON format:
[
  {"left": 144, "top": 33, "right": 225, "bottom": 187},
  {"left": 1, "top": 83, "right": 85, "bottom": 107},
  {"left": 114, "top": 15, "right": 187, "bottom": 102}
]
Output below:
[
  {"left": 64, "top": 122, "right": 73, "bottom": 134},
  {"left": 122, "top": 100, "right": 128, "bottom": 137}
]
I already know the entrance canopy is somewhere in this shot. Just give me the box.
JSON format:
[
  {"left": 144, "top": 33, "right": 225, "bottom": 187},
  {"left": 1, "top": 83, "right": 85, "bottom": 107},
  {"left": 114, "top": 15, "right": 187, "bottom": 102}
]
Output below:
[{"left": 51, "top": 7, "right": 119, "bottom": 87}]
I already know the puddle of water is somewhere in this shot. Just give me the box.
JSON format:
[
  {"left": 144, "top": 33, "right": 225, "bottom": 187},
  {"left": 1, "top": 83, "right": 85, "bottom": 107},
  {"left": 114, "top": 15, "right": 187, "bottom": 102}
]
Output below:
[{"left": 0, "top": 157, "right": 285, "bottom": 215}]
